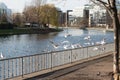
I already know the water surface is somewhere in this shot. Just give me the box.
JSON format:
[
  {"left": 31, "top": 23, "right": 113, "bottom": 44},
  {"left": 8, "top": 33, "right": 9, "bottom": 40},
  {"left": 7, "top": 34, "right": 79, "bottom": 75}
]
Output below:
[{"left": 0, "top": 28, "right": 114, "bottom": 58}]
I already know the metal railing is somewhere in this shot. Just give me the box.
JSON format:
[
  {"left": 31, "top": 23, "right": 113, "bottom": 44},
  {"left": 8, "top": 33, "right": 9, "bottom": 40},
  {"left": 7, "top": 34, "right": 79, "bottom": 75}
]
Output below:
[{"left": 0, "top": 43, "right": 114, "bottom": 80}]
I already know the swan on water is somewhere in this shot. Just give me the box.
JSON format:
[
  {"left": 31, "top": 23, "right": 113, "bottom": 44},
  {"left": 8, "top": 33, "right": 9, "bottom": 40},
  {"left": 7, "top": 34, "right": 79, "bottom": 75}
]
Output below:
[
  {"left": 0, "top": 52, "right": 3, "bottom": 59},
  {"left": 64, "top": 33, "right": 71, "bottom": 38},
  {"left": 49, "top": 40, "right": 60, "bottom": 49},
  {"left": 84, "top": 36, "right": 91, "bottom": 40},
  {"left": 93, "top": 47, "right": 99, "bottom": 51}
]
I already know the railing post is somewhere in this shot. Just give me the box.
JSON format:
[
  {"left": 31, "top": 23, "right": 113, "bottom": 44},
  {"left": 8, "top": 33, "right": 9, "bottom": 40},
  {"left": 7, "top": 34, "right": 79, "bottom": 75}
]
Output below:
[
  {"left": 71, "top": 49, "right": 72, "bottom": 63},
  {"left": 97, "top": 45, "right": 100, "bottom": 56},
  {"left": 87, "top": 47, "right": 88, "bottom": 58},
  {"left": 8, "top": 60, "right": 9, "bottom": 78},
  {"left": 51, "top": 53, "right": 52, "bottom": 69},
  {"left": 22, "top": 57, "right": 23, "bottom": 78},
  {"left": 83, "top": 47, "right": 84, "bottom": 59}
]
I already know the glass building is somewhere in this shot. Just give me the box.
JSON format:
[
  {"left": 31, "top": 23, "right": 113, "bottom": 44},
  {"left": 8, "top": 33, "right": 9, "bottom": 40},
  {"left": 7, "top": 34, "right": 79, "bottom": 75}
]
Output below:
[{"left": 0, "top": 2, "right": 12, "bottom": 23}]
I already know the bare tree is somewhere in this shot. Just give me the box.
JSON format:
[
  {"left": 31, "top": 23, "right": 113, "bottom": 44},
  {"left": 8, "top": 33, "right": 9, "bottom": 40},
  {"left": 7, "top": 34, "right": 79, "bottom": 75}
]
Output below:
[
  {"left": 32, "top": 0, "right": 45, "bottom": 25},
  {"left": 23, "top": 5, "right": 37, "bottom": 23},
  {"left": 90, "top": 0, "right": 119, "bottom": 80},
  {"left": 0, "top": 13, "right": 8, "bottom": 23},
  {"left": 23, "top": 3, "right": 59, "bottom": 27},
  {"left": 12, "top": 13, "right": 23, "bottom": 27},
  {"left": 79, "top": 18, "right": 89, "bottom": 28}
]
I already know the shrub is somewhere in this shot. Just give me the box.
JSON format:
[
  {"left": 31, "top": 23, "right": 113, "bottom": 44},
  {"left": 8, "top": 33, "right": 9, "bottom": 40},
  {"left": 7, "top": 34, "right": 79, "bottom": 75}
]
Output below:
[{"left": 0, "top": 22, "right": 14, "bottom": 29}]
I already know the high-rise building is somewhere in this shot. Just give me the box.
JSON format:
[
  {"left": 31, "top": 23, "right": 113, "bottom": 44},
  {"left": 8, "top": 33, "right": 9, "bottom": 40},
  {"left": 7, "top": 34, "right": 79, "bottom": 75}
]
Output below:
[{"left": 0, "top": 2, "right": 12, "bottom": 23}]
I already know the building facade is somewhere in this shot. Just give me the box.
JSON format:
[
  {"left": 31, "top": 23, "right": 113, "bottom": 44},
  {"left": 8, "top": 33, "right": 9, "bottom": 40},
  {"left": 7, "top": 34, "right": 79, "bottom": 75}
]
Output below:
[
  {"left": 0, "top": 2, "right": 12, "bottom": 23},
  {"left": 69, "top": 4, "right": 113, "bottom": 28},
  {"left": 88, "top": 5, "right": 111, "bottom": 27}
]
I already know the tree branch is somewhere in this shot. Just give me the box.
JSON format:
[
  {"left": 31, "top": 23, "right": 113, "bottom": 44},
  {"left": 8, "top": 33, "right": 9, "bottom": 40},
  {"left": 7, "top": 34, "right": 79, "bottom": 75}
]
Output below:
[{"left": 107, "top": 0, "right": 112, "bottom": 7}]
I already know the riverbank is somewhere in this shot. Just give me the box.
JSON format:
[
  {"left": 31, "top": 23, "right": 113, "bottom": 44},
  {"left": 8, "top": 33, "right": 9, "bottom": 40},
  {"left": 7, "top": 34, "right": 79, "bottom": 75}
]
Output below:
[
  {"left": 87, "top": 27, "right": 114, "bottom": 31},
  {"left": 0, "top": 28, "right": 62, "bottom": 36},
  {"left": 60, "top": 27, "right": 114, "bottom": 31}
]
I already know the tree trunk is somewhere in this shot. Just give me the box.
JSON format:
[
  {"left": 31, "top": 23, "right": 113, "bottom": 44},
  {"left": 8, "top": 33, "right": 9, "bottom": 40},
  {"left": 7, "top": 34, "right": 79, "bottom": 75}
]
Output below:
[{"left": 112, "top": 7, "right": 120, "bottom": 80}]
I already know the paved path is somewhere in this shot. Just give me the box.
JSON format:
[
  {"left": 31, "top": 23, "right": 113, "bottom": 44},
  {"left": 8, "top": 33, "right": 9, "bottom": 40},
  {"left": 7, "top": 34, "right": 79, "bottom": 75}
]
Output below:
[{"left": 25, "top": 54, "right": 113, "bottom": 80}]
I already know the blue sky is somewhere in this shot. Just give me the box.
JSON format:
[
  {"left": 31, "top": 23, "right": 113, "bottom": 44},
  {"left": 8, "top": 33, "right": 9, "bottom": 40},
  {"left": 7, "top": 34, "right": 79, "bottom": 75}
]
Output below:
[{"left": 0, "top": 0, "right": 89, "bottom": 13}]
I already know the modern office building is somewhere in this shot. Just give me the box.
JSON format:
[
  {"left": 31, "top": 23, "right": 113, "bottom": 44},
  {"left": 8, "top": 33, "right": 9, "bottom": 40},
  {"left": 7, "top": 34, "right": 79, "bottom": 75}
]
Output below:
[
  {"left": 0, "top": 2, "right": 12, "bottom": 23},
  {"left": 69, "top": 6, "right": 90, "bottom": 27},
  {"left": 69, "top": 4, "right": 113, "bottom": 28},
  {"left": 69, "top": 7, "right": 84, "bottom": 17},
  {"left": 89, "top": 5, "right": 107, "bottom": 27}
]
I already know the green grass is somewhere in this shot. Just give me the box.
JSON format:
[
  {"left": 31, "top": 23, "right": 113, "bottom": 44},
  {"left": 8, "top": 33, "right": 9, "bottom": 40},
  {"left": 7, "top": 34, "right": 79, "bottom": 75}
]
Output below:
[{"left": 0, "top": 29, "right": 29, "bottom": 35}]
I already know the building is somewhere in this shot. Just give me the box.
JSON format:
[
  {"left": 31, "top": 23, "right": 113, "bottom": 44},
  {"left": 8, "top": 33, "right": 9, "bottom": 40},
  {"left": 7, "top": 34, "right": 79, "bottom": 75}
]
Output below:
[
  {"left": 59, "top": 12, "right": 66, "bottom": 27},
  {"left": 55, "top": 7, "right": 67, "bottom": 27},
  {"left": 69, "top": 6, "right": 89, "bottom": 27},
  {"left": 0, "top": 2, "right": 12, "bottom": 23},
  {"left": 88, "top": 5, "right": 108, "bottom": 27},
  {"left": 69, "top": 4, "right": 113, "bottom": 28},
  {"left": 69, "top": 7, "right": 84, "bottom": 17}
]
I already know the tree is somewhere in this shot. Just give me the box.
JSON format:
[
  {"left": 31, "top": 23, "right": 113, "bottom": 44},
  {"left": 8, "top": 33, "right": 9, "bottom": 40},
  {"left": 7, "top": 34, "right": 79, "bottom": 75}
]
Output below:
[
  {"left": 90, "top": 0, "right": 119, "bottom": 80},
  {"left": 0, "top": 13, "right": 8, "bottom": 23},
  {"left": 40, "top": 4, "right": 59, "bottom": 27},
  {"left": 23, "top": 4, "right": 59, "bottom": 27},
  {"left": 23, "top": 6, "right": 37, "bottom": 23},
  {"left": 12, "top": 13, "right": 24, "bottom": 27},
  {"left": 79, "top": 18, "right": 89, "bottom": 28},
  {"left": 32, "top": 0, "right": 43, "bottom": 24}
]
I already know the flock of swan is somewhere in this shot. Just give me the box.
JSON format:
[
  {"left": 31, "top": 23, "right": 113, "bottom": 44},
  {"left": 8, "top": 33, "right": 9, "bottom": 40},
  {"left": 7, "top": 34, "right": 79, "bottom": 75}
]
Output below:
[
  {"left": 49, "top": 30, "right": 106, "bottom": 52},
  {"left": 0, "top": 29, "right": 107, "bottom": 59}
]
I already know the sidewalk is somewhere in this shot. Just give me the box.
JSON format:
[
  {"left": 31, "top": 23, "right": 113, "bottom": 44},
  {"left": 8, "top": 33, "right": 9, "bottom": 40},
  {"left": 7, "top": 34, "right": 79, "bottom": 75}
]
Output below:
[
  {"left": 25, "top": 54, "right": 114, "bottom": 80},
  {"left": 55, "top": 55, "right": 113, "bottom": 80}
]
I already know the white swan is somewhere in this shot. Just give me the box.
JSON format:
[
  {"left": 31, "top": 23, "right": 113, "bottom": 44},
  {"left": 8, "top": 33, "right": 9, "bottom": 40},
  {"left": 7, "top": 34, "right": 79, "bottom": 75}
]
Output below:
[
  {"left": 0, "top": 52, "right": 3, "bottom": 59},
  {"left": 71, "top": 43, "right": 82, "bottom": 49},
  {"left": 100, "top": 38, "right": 106, "bottom": 45},
  {"left": 64, "top": 33, "right": 71, "bottom": 38},
  {"left": 93, "top": 47, "right": 99, "bottom": 51},
  {"left": 49, "top": 40, "right": 59, "bottom": 49},
  {"left": 84, "top": 36, "right": 91, "bottom": 40}
]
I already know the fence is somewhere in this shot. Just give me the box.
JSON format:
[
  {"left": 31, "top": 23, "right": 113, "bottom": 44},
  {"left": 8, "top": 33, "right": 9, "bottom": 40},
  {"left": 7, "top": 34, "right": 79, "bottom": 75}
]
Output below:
[{"left": 0, "top": 43, "right": 114, "bottom": 80}]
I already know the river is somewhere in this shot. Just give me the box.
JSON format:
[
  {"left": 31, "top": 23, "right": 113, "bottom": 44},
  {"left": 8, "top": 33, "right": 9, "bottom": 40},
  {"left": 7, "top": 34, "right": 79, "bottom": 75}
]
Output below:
[{"left": 0, "top": 28, "right": 114, "bottom": 58}]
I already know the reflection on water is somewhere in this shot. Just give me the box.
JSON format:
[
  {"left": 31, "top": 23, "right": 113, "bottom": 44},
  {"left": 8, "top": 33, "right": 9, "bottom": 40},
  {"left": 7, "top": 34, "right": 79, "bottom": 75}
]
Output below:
[{"left": 0, "top": 28, "right": 114, "bottom": 58}]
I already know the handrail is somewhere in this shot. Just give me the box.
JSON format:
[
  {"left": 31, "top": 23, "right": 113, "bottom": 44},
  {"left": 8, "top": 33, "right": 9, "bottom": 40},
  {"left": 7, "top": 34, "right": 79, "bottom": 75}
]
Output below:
[
  {"left": 0, "top": 42, "right": 114, "bottom": 61},
  {"left": 0, "top": 43, "right": 114, "bottom": 80}
]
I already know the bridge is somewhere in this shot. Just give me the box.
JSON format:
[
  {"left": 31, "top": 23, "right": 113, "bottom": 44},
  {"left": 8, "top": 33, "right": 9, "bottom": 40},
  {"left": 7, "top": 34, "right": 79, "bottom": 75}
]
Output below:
[{"left": 0, "top": 43, "right": 114, "bottom": 80}]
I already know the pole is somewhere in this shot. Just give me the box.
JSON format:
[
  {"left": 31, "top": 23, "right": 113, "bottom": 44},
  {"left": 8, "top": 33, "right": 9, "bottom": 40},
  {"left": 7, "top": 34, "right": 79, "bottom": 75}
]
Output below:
[{"left": 22, "top": 57, "right": 24, "bottom": 78}]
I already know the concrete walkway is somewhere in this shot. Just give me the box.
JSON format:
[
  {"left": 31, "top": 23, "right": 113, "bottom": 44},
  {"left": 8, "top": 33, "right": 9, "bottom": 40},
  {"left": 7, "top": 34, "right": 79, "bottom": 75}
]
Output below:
[{"left": 25, "top": 54, "right": 114, "bottom": 80}]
